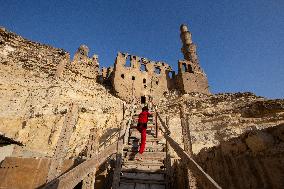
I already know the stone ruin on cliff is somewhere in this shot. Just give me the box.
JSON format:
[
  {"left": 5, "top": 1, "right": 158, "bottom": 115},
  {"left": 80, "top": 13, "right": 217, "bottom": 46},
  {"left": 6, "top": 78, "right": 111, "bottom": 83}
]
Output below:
[
  {"left": 101, "top": 24, "right": 209, "bottom": 104},
  {"left": 0, "top": 24, "right": 283, "bottom": 189}
]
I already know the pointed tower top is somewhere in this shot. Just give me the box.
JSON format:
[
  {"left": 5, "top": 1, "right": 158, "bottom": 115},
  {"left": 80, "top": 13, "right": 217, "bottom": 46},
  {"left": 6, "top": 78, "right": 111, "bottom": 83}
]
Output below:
[{"left": 180, "top": 24, "right": 189, "bottom": 32}]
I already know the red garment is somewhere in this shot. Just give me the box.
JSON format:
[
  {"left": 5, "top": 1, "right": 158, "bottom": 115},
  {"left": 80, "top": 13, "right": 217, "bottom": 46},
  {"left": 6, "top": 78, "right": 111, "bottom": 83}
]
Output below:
[
  {"left": 138, "top": 111, "right": 151, "bottom": 123},
  {"left": 137, "top": 125, "right": 146, "bottom": 154}
]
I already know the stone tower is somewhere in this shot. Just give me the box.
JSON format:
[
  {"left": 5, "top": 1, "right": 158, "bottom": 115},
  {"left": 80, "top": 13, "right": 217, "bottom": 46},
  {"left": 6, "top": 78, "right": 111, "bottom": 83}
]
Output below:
[{"left": 176, "top": 24, "right": 210, "bottom": 94}]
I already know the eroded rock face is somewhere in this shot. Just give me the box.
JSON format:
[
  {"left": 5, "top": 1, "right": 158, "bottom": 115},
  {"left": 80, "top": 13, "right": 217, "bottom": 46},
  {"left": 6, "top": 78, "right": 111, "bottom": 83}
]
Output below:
[
  {"left": 158, "top": 92, "right": 284, "bottom": 188},
  {"left": 0, "top": 27, "right": 124, "bottom": 158},
  {"left": 159, "top": 92, "right": 284, "bottom": 154},
  {"left": 245, "top": 131, "right": 274, "bottom": 153}
]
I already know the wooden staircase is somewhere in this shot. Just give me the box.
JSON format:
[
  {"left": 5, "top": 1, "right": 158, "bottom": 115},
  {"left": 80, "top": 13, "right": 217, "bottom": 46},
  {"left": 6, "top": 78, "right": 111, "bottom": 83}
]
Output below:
[
  {"left": 42, "top": 104, "right": 222, "bottom": 189},
  {"left": 117, "top": 110, "right": 167, "bottom": 189}
]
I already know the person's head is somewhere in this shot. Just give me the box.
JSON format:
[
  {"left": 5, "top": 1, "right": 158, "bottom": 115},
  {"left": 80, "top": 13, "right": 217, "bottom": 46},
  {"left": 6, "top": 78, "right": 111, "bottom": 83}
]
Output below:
[{"left": 142, "top": 106, "right": 149, "bottom": 112}]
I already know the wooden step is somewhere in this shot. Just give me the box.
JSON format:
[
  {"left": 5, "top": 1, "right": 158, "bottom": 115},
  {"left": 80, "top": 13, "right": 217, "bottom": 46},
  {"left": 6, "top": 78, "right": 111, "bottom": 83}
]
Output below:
[
  {"left": 119, "top": 182, "right": 166, "bottom": 189},
  {"left": 123, "top": 152, "right": 166, "bottom": 161},
  {"left": 123, "top": 145, "right": 164, "bottom": 152},
  {"left": 120, "top": 172, "right": 165, "bottom": 181},
  {"left": 130, "top": 129, "right": 161, "bottom": 136},
  {"left": 121, "top": 168, "right": 165, "bottom": 174},
  {"left": 120, "top": 178, "right": 167, "bottom": 185},
  {"left": 123, "top": 159, "right": 164, "bottom": 165},
  {"left": 128, "top": 137, "right": 166, "bottom": 145}
]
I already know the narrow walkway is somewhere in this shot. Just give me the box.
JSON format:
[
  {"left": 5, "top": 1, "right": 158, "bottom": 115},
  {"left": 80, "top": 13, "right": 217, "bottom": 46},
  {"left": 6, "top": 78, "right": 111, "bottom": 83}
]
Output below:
[{"left": 118, "top": 109, "right": 167, "bottom": 189}]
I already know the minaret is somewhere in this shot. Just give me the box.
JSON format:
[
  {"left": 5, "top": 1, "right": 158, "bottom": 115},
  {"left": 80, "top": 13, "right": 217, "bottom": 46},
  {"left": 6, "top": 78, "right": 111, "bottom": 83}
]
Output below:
[
  {"left": 177, "top": 24, "right": 210, "bottom": 94},
  {"left": 180, "top": 24, "right": 198, "bottom": 63}
]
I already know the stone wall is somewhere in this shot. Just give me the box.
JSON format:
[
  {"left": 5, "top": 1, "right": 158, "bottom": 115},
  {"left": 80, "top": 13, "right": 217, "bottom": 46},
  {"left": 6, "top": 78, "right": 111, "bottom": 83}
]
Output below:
[
  {"left": 111, "top": 52, "right": 174, "bottom": 103},
  {"left": 176, "top": 60, "right": 209, "bottom": 94}
]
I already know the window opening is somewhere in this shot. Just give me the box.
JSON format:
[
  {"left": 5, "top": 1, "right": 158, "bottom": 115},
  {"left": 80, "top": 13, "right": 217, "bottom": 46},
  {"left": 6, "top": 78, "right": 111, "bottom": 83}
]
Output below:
[
  {"left": 132, "top": 76, "right": 135, "bottom": 80},
  {"left": 182, "top": 63, "right": 187, "bottom": 72},
  {"left": 125, "top": 55, "right": 131, "bottom": 67},
  {"left": 188, "top": 64, "right": 194, "bottom": 73},
  {"left": 168, "top": 71, "right": 174, "bottom": 79},
  {"left": 140, "top": 64, "right": 147, "bottom": 72},
  {"left": 121, "top": 74, "right": 124, "bottom": 79},
  {"left": 143, "top": 78, "right": 146, "bottom": 83},
  {"left": 156, "top": 81, "right": 159, "bottom": 85},
  {"left": 155, "top": 67, "right": 161, "bottom": 74}
]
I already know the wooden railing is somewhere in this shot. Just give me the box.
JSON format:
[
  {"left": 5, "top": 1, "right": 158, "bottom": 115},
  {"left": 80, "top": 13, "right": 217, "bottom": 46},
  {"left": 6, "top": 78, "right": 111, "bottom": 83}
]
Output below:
[
  {"left": 43, "top": 142, "right": 117, "bottom": 189},
  {"left": 156, "top": 112, "right": 222, "bottom": 189},
  {"left": 43, "top": 102, "right": 136, "bottom": 189},
  {"left": 112, "top": 100, "right": 136, "bottom": 189}
]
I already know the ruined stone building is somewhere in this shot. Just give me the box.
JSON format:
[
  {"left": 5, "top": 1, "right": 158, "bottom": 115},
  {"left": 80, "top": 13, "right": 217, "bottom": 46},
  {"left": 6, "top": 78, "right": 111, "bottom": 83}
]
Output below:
[{"left": 102, "top": 24, "right": 209, "bottom": 103}]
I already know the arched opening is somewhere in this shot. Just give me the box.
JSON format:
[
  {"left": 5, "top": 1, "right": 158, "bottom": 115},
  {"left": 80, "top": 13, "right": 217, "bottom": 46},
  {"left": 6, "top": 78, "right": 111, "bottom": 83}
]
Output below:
[
  {"left": 143, "top": 78, "right": 146, "bottom": 83},
  {"left": 156, "top": 81, "right": 159, "bottom": 85},
  {"left": 121, "top": 74, "right": 124, "bottom": 79},
  {"left": 132, "top": 76, "right": 135, "bottom": 80}
]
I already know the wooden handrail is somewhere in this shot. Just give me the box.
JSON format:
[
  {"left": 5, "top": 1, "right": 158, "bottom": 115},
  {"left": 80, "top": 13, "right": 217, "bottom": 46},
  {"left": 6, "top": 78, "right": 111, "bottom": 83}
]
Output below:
[
  {"left": 112, "top": 99, "right": 136, "bottom": 189},
  {"left": 156, "top": 112, "right": 222, "bottom": 189},
  {"left": 43, "top": 142, "right": 117, "bottom": 189}
]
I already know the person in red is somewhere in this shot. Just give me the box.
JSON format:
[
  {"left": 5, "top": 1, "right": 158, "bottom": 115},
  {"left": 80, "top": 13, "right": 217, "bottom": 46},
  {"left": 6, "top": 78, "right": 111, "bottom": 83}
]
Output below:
[{"left": 136, "top": 106, "right": 151, "bottom": 156}]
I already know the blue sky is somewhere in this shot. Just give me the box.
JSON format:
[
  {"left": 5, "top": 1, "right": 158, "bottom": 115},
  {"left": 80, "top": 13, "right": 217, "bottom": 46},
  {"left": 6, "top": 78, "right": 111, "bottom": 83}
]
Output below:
[{"left": 1, "top": 0, "right": 283, "bottom": 98}]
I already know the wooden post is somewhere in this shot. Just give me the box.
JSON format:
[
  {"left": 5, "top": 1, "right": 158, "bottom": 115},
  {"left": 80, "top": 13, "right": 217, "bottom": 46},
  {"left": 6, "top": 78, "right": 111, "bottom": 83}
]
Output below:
[
  {"left": 122, "top": 102, "right": 125, "bottom": 120},
  {"left": 82, "top": 128, "right": 99, "bottom": 189},
  {"left": 155, "top": 112, "right": 159, "bottom": 138},
  {"left": 179, "top": 105, "right": 197, "bottom": 189},
  {"left": 111, "top": 140, "right": 123, "bottom": 189}
]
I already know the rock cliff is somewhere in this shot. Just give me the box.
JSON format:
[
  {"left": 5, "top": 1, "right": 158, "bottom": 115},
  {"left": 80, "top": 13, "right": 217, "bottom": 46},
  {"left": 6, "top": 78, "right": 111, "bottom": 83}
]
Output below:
[{"left": 0, "top": 27, "right": 124, "bottom": 158}]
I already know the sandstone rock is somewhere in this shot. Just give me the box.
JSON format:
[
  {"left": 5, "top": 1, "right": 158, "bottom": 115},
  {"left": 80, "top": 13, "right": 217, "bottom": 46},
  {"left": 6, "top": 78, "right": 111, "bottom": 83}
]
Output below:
[
  {"left": 0, "top": 27, "right": 124, "bottom": 158},
  {"left": 245, "top": 132, "right": 275, "bottom": 154}
]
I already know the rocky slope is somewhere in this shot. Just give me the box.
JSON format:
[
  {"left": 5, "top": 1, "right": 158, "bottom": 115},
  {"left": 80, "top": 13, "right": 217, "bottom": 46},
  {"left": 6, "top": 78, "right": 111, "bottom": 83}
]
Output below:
[{"left": 0, "top": 27, "right": 124, "bottom": 158}]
